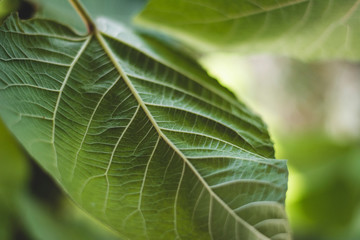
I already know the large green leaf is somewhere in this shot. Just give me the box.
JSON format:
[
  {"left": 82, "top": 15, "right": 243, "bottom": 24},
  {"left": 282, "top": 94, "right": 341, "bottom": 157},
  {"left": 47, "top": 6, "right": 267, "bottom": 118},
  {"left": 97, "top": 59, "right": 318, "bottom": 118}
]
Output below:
[
  {"left": 0, "top": 9, "right": 289, "bottom": 240},
  {"left": 136, "top": 0, "right": 360, "bottom": 61}
]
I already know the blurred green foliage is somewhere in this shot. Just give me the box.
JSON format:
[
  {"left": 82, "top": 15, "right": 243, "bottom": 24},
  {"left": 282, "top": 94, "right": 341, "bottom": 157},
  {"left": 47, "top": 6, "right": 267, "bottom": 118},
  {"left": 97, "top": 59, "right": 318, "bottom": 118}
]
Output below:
[
  {"left": 201, "top": 54, "right": 360, "bottom": 240},
  {"left": 0, "top": 0, "right": 20, "bottom": 22},
  {"left": 0, "top": 119, "right": 29, "bottom": 240},
  {"left": 276, "top": 132, "right": 360, "bottom": 240},
  {"left": 17, "top": 193, "right": 121, "bottom": 240},
  {"left": 0, "top": 119, "right": 121, "bottom": 240}
]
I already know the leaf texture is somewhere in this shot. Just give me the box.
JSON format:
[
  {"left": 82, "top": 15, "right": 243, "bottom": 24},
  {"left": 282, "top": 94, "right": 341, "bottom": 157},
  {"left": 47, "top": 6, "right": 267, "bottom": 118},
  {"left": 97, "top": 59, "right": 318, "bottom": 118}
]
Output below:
[
  {"left": 0, "top": 13, "right": 289, "bottom": 239},
  {"left": 136, "top": 0, "right": 360, "bottom": 61}
]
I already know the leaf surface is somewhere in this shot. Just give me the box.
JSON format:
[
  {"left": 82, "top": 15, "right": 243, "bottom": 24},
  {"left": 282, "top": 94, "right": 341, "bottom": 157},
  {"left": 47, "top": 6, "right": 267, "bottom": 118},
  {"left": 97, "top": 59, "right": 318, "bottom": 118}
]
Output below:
[
  {"left": 136, "top": 0, "right": 360, "bottom": 60},
  {"left": 0, "top": 12, "right": 289, "bottom": 239}
]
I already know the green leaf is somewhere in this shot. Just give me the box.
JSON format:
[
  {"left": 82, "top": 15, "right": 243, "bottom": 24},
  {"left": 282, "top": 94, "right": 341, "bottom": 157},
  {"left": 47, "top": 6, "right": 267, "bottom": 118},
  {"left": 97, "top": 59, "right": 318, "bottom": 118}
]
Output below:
[
  {"left": 136, "top": 0, "right": 360, "bottom": 61},
  {"left": 0, "top": 11, "right": 289, "bottom": 240}
]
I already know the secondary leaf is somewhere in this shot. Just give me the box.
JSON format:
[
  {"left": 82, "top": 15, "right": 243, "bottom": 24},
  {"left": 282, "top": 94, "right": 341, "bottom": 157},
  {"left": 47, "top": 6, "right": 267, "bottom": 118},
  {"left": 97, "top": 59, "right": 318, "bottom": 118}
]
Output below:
[
  {"left": 136, "top": 0, "right": 360, "bottom": 61},
  {"left": 0, "top": 11, "right": 289, "bottom": 240}
]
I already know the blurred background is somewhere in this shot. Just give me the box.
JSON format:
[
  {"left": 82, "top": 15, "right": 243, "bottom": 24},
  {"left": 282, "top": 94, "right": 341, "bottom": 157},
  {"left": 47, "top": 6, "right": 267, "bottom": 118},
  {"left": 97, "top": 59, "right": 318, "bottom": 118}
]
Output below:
[
  {"left": 201, "top": 54, "right": 360, "bottom": 240},
  {"left": 1, "top": 0, "right": 360, "bottom": 239}
]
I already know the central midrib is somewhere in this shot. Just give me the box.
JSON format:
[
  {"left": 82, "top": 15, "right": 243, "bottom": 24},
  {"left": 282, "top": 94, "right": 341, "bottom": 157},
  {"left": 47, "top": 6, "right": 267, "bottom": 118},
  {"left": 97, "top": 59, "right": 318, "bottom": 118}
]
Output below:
[{"left": 94, "top": 30, "right": 269, "bottom": 239}]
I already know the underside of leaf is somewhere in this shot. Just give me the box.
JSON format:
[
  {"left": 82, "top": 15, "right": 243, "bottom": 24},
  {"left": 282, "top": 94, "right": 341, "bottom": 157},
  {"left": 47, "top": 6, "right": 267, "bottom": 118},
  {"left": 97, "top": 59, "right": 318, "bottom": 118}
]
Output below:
[{"left": 0, "top": 13, "right": 289, "bottom": 240}]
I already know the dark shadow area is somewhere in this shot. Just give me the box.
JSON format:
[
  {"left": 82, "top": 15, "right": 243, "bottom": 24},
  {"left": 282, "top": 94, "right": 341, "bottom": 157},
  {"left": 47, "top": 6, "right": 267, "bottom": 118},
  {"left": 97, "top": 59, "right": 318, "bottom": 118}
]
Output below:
[
  {"left": 18, "top": 1, "right": 36, "bottom": 20},
  {"left": 28, "top": 158, "right": 62, "bottom": 208}
]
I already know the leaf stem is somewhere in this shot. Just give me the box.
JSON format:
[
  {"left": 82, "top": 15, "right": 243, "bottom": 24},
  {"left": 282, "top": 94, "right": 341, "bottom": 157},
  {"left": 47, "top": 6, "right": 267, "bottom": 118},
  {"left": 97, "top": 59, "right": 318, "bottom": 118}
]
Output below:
[{"left": 68, "top": 0, "right": 95, "bottom": 33}]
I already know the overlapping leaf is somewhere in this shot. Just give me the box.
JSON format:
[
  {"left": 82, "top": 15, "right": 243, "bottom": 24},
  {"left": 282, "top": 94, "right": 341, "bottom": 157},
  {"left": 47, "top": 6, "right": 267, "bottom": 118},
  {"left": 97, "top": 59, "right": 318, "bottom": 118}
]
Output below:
[
  {"left": 136, "top": 0, "right": 360, "bottom": 60},
  {"left": 0, "top": 12, "right": 289, "bottom": 239}
]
